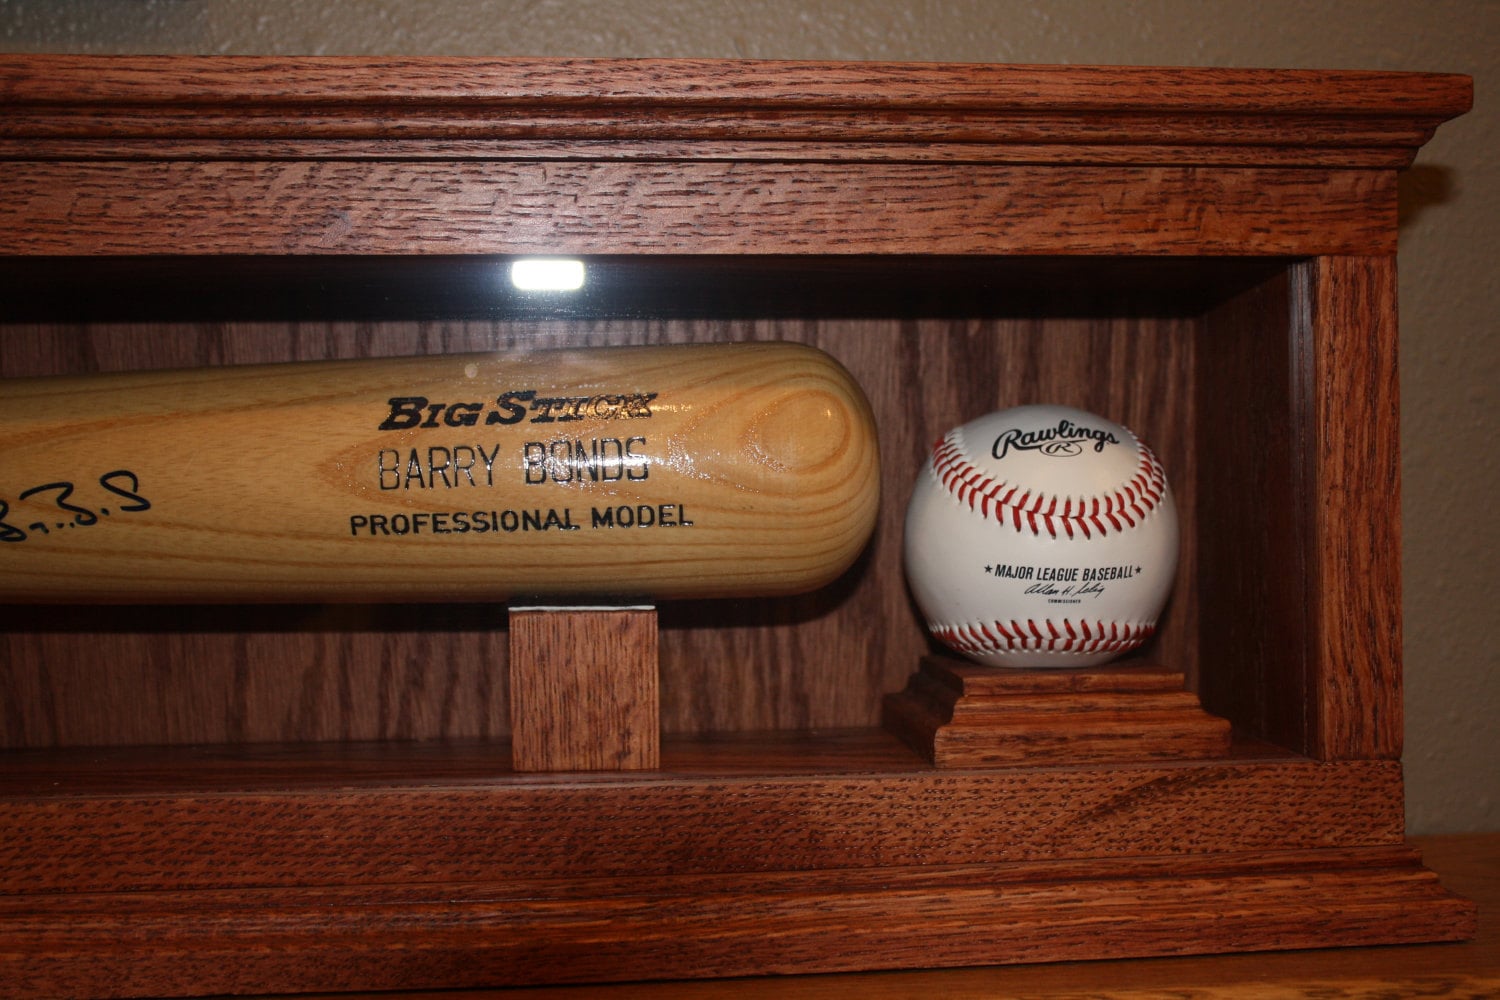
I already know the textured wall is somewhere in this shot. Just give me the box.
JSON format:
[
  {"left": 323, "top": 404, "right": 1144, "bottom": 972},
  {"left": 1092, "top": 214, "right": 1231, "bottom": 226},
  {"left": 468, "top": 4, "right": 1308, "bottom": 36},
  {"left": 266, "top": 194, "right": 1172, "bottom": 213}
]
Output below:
[{"left": 2, "top": 0, "right": 1495, "bottom": 835}]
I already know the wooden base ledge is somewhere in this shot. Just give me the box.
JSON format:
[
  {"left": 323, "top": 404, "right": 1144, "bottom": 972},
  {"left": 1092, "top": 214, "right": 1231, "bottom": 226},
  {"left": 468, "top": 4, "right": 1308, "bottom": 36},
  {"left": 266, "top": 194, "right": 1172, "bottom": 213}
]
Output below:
[
  {"left": 884, "top": 656, "right": 1233, "bottom": 765},
  {"left": 0, "top": 736, "right": 1477, "bottom": 997},
  {"left": 1, "top": 845, "right": 1474, "bottom": 997}
]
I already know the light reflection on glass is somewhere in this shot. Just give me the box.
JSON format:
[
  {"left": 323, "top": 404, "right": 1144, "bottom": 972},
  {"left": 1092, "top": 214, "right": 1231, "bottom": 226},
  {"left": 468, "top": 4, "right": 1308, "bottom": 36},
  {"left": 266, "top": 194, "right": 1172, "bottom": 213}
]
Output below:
[{"left": 510, "top": 258, "right": 586, "bottom": 292}]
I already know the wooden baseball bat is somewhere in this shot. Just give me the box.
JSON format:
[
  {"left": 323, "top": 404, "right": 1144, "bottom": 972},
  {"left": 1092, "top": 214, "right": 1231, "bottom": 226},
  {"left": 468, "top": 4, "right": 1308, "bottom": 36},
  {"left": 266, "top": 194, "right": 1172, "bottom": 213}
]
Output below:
[{"left": 0, "top": 342, "right": 879, "bottom": 603}]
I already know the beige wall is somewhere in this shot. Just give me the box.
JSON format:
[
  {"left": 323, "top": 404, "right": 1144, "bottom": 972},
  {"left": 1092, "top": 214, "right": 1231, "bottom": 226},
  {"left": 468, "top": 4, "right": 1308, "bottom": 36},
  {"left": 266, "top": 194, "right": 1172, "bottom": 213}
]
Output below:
[{"left": 3, "top": 0, "right": 1495, "bottom": 835}]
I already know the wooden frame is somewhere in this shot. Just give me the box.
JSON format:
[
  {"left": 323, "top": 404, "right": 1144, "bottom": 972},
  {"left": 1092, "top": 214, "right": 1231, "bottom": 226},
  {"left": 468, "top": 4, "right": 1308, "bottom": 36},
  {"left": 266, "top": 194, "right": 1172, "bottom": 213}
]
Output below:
[{"left": 0, "top": 57, "right": 1476, "bottom": 997}]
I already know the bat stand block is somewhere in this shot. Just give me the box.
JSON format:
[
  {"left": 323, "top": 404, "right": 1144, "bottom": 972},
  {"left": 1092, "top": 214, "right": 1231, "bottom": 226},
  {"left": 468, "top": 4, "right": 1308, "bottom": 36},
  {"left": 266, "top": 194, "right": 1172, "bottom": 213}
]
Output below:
[
  {"left": 883, "top": 655, "right": 1232, "bottom": 766},
  {"left": 508, "top": 605, "right": 660, "bottom": 771}
]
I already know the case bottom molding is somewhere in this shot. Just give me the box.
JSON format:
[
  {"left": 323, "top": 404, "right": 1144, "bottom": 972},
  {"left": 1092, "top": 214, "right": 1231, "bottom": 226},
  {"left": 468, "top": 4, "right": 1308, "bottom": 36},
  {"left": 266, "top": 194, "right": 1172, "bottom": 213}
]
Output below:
[
  {"left": 2, "top": 846, "right": 1475, "bottom": 997},
  {"left": 0, "top": 733, "right": 1477, "bottom": 997}
]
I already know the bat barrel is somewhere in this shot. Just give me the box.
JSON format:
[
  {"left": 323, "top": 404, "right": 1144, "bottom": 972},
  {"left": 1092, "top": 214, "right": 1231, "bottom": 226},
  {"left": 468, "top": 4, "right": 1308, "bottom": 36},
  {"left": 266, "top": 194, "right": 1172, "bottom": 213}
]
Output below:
[{"left": 0, "top": 342, "right": 880, "bottom": 603}]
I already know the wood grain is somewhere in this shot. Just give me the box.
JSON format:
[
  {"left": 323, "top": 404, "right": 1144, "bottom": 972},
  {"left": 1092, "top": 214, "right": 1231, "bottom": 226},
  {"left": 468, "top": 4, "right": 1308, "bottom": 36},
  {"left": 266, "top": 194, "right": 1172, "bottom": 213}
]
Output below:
[
  {"left": 1301, "top": 257, "right": 1405, "bottom": 760},
  {"left": 509, "top": 607, "right": 659, "bottom": 771},
  {"left": 0, "top": 342, "right": 879, "bottom": 603},
  {"left": 0, "top": 745, "right": 1410, "bottom": 895},
  {"left": 1195, "top": 268, "right": 1315, "bottom": 752},
  {"left": 0, "top": 56, "right": 1471, "bottom": 169},
  {"left": 0, "top": 161, "right": 1399, "bottom": 257},
  {"left": 884, "top": 656, "right": 1232, "bottom": 765},
  {"left": 278, "top": 833, "right": 1497, "bottom": 1000},
  {"left": 0, "top": 731, "right": 1475, "bottom": 997},
  {"left": 0, "top": 849, "right": 1474, "bottom": 997},
  {"left": 3, "top": 57, "right": 1472, "bottom": 110},
  {"left": 1197, "top": 257, "right": 1404, "bottom": 760},
  {"left": 0, "top": 740, "right": 1473, "bottom": 996}
]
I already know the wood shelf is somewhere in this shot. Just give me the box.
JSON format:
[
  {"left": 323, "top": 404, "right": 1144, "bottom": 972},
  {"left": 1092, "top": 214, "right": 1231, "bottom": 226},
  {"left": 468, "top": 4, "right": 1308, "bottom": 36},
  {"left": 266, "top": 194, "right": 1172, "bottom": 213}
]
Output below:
[{"left": 0, "top": 732, "right": 1474, "bottom": 994}]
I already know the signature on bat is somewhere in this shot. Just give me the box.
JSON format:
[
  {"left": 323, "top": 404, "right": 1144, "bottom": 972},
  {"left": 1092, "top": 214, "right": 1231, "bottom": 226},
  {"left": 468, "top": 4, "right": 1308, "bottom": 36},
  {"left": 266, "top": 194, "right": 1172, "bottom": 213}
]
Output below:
[{"left": 0, "top": 470, "right": 151, "bottom": 543}]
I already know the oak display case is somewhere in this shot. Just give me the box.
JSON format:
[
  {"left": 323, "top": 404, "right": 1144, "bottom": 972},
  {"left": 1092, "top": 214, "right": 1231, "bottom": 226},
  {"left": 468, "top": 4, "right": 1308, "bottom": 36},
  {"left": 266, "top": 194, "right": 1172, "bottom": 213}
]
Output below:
[{"left": 0, "top": 57, "right": 1477, "bottom": 997}]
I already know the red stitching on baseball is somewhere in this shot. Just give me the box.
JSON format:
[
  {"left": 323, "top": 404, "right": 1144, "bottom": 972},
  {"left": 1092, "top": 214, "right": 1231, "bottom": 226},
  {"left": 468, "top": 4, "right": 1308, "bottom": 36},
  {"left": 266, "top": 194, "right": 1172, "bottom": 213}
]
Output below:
[
  {"left": 932, "top": 619, "right": 1157, "bottom": 657},
  {"left": 929, "top": 427, "right": 1168, "bottom": 539}
]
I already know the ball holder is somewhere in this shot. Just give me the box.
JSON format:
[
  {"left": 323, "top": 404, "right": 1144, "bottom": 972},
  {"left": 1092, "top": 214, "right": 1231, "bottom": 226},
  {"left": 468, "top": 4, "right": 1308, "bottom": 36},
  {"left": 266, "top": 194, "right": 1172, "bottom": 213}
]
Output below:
[{"left": 884, "top": 657, "right": 1233, "bottom": 767}]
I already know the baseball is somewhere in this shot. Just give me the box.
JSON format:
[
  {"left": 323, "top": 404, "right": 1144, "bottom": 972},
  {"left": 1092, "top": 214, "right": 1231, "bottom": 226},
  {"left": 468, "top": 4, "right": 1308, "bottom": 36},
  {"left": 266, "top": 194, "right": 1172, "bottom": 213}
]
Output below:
[{"left": 903, "top": 404, "right": 1178, "bottom": 667}]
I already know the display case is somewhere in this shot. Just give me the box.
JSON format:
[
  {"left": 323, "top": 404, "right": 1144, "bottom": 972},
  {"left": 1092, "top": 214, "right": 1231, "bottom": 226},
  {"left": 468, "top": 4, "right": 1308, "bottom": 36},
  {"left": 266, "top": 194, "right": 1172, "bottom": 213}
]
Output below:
[{"left": 0, "top": 57, "right": 1477, "bottom": 997}]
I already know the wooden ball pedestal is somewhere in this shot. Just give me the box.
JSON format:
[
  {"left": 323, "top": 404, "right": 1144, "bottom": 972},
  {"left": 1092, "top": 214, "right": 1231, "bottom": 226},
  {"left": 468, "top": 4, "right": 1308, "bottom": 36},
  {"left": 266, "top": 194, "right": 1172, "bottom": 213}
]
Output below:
[{"left": 884, "top": 656, "right": 1232, "bottom": 766}]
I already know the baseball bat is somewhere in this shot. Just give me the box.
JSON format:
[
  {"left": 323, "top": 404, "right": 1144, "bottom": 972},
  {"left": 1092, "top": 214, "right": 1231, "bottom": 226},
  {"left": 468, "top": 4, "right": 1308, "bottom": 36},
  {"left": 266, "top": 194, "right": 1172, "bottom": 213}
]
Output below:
[{"left": 0, "top": 342, "right": 879, "bottom": 603}]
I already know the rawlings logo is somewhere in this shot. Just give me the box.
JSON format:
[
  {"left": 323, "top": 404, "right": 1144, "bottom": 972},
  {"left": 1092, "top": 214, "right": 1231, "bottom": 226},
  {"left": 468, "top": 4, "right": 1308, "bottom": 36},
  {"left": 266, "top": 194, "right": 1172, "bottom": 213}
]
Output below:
[
  {"left": 991, "top": 419, "right": 1119, "bottom": 460},
  {"left": 932, "top": 430, "right": 1167, "bottom": 540}
]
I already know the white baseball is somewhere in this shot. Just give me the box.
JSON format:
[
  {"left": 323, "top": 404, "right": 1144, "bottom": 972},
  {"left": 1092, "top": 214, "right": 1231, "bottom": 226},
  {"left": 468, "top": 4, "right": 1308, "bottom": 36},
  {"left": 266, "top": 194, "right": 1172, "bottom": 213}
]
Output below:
[{"left": 903, "top": 404, "right": 1178, "bottom": 668}]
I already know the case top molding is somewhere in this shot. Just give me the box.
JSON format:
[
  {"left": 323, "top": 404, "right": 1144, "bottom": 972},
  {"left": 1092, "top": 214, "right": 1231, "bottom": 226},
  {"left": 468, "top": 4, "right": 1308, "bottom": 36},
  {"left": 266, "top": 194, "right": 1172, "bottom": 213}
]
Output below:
[{"left": 0, "top": 56, "right": 1472, "bottom": 168}]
